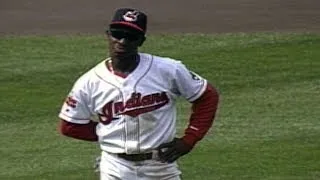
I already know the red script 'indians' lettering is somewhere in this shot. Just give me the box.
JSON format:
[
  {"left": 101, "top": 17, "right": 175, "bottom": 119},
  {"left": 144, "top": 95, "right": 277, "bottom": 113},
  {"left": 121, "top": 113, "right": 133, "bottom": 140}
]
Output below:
[{"left": 99, "top": 92, "right": 169, "bottom": 124}]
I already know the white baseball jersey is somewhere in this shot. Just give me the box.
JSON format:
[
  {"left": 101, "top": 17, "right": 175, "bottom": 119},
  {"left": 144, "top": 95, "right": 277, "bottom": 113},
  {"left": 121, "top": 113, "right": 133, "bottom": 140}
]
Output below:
[{"left": 59, "top": 53, "right": 207, "bottom": 154}]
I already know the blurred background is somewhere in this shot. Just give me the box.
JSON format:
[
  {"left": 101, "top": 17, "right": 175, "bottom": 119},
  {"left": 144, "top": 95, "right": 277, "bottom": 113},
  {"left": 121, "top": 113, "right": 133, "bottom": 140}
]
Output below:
[{"left": 1, "top": 0, "right": 320, "bottom": 35}]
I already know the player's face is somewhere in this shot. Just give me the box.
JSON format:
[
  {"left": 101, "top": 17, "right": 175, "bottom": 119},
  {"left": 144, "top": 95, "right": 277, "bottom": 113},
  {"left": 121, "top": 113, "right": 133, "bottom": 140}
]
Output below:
[{"left": 107, "top": 28, "right": 145, "bottom": 58}]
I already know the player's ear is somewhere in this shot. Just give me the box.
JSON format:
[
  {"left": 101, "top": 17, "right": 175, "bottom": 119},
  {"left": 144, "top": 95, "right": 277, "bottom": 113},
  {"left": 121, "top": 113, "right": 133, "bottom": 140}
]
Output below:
[
  {"left": 138, "top": 36, "right": 146, "bottom": 47},
  {"left": 105, "top": 30, "right": 111, "bottom": 40}
]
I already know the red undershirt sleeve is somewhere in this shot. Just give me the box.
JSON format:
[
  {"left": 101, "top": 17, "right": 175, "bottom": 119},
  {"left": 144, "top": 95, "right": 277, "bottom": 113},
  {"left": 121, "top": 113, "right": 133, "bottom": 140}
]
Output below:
[
  {"left": 182, "top": 83, "right": 220, "bottom": 147},
  {"left": 59, "top": 119, "right": 98, "bottom": 142}
]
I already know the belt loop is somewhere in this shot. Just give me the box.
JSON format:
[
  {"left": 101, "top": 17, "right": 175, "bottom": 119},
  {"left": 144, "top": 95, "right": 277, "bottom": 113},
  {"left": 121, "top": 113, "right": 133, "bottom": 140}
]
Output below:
[{"left": 152, "top": 150, "right": 159, "bottom": 160}]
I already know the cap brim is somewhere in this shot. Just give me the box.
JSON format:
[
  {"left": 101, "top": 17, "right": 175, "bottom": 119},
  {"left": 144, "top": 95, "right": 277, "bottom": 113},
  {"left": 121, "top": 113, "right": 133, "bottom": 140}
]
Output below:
[{"left": 110, "top": 22, "right": 144, "bottom": 33}]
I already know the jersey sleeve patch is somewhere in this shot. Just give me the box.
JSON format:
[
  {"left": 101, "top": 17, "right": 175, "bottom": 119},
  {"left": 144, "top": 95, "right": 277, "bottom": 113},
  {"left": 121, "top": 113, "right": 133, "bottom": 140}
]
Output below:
[
  {"left": 65, "top": 96, "right": 78, "bottom": 108},
  {"left": 173, "top": 62, "right": 208, "bottom": 102},
  {"left": 58, "top": 73, "right": 93, "bottom": 124}
]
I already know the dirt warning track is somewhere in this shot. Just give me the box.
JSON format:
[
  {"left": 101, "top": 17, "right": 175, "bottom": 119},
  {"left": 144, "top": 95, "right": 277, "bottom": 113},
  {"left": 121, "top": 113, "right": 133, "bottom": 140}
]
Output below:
[{"left": 0, "top": 0, "right": 319, "bottom": 35}]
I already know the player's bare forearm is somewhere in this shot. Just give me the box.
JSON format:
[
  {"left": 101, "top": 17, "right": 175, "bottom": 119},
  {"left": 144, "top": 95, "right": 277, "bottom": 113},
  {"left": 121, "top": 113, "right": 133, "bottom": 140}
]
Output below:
[{"left": 59, "top": 119, "right": 98, "bottom": 141}]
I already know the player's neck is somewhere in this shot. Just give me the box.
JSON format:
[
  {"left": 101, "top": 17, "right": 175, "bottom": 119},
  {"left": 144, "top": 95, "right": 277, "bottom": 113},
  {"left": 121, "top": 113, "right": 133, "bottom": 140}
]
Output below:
[{"left": 110, "top": 54, "right": 139, "bottom": 74}]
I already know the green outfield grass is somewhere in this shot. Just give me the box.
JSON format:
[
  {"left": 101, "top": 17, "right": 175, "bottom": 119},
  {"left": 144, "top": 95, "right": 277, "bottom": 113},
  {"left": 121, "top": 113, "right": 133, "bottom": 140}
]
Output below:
[{"left": 0, "top": 33, "right": 319, "bottom": 180}]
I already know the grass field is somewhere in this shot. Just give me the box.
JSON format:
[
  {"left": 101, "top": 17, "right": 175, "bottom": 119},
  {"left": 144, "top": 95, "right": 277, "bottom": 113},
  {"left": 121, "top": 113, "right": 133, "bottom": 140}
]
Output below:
[{"left": 0, "top": 33, "right": 319, "bottom": 180}]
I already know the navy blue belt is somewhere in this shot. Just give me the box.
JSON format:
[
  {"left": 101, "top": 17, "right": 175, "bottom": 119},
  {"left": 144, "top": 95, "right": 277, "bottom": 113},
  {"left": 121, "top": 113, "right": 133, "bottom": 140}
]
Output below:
[{"left": 117, "top": 153, "right": 153, "bottom": 161}]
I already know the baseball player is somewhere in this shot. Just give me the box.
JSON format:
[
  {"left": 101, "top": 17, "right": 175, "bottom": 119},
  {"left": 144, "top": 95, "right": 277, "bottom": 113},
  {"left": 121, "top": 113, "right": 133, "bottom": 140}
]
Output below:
[{"left": 58, "top": 8, "right": 219, "bottom": 180}]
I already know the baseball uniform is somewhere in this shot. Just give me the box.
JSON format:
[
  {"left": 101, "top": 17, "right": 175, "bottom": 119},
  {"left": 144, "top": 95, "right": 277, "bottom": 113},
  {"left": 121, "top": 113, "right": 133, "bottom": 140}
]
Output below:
[{"left": 59, "top": 53, "right": 207, "bottom": 179}]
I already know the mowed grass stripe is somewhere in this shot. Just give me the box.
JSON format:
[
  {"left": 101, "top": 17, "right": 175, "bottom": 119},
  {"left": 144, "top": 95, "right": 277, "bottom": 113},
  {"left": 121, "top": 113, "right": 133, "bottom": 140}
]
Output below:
[{"left": 0, "top": 33, "right": 319, "bottom": 180}]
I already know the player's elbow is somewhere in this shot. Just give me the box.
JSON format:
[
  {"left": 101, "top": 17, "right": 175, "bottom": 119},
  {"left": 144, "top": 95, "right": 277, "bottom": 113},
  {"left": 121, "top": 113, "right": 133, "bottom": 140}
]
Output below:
[
  {"left": 58, "top": 119, "right": 98, "bottom": 141},
  {"left": 58, "top": 119, "right": 73, "bottom": 137},
  {"left": 208, "top": 83, "right": 219, "bottom": 106}
]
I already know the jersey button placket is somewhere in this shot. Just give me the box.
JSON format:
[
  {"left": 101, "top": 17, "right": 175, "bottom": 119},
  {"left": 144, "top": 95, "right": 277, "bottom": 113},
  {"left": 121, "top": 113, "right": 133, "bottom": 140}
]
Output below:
[{"left": 123, "top": 88, "right": 140, "bottom": 154}]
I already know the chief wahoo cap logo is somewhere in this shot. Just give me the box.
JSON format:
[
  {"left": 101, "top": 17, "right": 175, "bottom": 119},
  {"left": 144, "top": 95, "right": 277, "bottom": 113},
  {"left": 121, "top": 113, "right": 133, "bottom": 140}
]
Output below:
[{"left": 123, "top": 10, "right": 139, "bottom": 22}]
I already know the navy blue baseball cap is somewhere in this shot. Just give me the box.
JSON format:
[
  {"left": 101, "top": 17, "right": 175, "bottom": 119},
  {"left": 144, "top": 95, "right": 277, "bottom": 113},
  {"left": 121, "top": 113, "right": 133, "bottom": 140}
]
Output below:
[{"left": 110, "top": 8, "right": 147, "bottom": 34}]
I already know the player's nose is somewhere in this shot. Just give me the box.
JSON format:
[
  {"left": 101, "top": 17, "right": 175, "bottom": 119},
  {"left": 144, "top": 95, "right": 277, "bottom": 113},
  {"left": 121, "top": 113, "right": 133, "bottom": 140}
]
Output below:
[{"left": 118, "top": 38, "right": 128, "bottom": 44}]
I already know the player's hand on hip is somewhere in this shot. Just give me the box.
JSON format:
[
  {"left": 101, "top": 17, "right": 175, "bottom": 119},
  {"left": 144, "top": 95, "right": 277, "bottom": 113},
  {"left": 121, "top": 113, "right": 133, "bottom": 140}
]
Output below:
[{"left": 157, "top": 138, "right": 193, "bottom": 163}]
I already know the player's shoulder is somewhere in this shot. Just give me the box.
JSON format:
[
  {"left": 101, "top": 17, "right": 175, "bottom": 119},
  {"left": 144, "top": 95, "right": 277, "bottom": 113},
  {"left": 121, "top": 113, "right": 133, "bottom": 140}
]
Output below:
[
  {"left": 140, "top": 53, "right": 183, "bottom": 69},
  {"left": 72, "top": 59, "right": 106, "bottom": 88}
]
